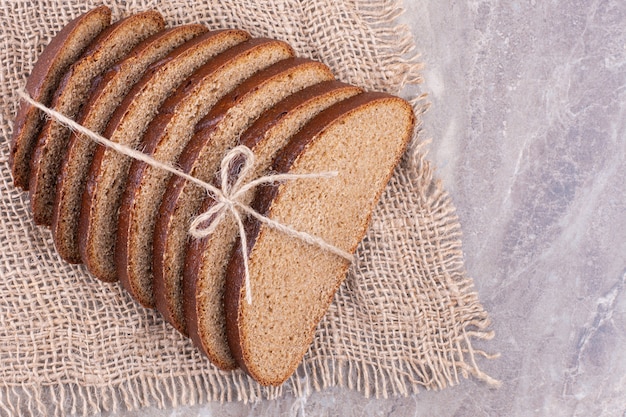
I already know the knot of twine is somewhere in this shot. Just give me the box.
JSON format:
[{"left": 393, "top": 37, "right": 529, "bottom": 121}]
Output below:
[{"left": 18, "top": 89, "right": 353, "bottom": 304}]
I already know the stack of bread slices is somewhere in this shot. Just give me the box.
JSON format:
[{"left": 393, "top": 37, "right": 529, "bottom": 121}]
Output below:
[{"left": 10, "top": 6, "right": 415, "bottom": 386}]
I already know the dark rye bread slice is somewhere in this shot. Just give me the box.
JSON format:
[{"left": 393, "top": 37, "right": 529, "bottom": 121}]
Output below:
[
  {"left": 78, "top": 29, "right": 250, "bottom": 282},
  {"left": 28, "top": 10, "right": 166, "bottom": 226},
  {"left": 183, "top": 81, "right": 362, "bottom": 370},
  {"left": 153, "top": 58, "right": 334, "bottom": 335},
  {"left": 51, "top": 25, "right": 206, "bottom": 264},
  {"left": 10, "top": 6, "right": 111, "bottom": 190},
  {"left": 116, "top": 38, "right": 295, "bottom": 308},
  {"left": 224, "top": 92, "right": 415, "bottom": 385}
]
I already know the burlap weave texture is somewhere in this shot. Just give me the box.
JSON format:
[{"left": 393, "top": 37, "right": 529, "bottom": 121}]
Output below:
[{"left": 0, "top": 1, "right": 495, "bottom": 416}]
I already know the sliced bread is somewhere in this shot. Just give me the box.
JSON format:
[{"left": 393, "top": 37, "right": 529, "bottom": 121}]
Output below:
[
  {"left": 78, "top": 29, "right": 250, "bottom": 282},
  {"left": 116, "top": 38, "right": 294, "bottom": 308},
  {"left": 153, "top": 58, "right": 335, "bottom": 335},
  {"left": 28, "top": 10, "right": 166, "bottom": 225},
  {"left": 223, "top": 92, "right": 415, "bottom": 385},
  {"left": 10, "top": 6, "right": 111, "bottom": 190},
  {"left": 183, "top": 81, "right": 362, "bottom": 370},
  {"left": 51, "top": 25, "right": 207, "bottom": 264}
]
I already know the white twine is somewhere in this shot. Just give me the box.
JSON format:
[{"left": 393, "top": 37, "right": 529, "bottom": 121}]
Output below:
[{"left": 18, "top": 89, "right": 353, "bottom": 304}]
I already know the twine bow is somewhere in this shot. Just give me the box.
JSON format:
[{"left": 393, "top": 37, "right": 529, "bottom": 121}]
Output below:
[{"left": 18, "top": 89, "right": 353, "bottom": 305}]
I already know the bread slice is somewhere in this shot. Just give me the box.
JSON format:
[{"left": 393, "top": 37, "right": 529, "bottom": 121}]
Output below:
[
  {"left": 153, "top": 58, "right": 334, "bottom": 335},
  {"left": 78, "top": 29, "right": 250, "bottom": 282},
  {"left": 51, "top": 25, "right": 207, "bottom": 264},
  {"left": 183, "top": 81, "right": 362, "bottom": 370},
  {"left": 116, "top": 38, "right": 295, "bottom": 308},
  {"left": 28, "top": 10, "right": 166, "bottom": 225},
  {"left": 223, "top": 92, "right": 415, "bottom": 385},
  {"left": 10, "top": 6, "right": 111, "bottom": 190}
]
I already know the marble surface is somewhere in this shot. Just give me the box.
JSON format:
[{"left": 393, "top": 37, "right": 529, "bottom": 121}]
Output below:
[{"left": 111, "top": 1, "right": 626, "bottom": 416}]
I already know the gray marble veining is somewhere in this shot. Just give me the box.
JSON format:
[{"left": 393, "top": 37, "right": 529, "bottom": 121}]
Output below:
[
  {"left": 112, "top": 1, "right": 626, "bottom": 416},
  {"left": 403, "top": 1, "right": 626, "bottom": 415}
]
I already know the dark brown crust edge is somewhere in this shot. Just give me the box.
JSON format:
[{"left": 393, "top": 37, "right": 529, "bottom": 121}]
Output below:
[
  {"left": 182, "top": 80, "right": 360, "bottom": 369},
  {"left": 223, "top": 92, "right": 416, "bottom": 385},
  {"left": 10, "top": 6, "right": 111, "bottom": 190}
]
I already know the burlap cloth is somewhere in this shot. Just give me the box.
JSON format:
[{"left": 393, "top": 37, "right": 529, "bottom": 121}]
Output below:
[{"left": 0, "top": 1, "right": 497, "bottom": 416}]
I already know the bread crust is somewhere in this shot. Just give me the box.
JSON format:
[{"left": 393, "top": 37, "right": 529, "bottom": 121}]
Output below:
[
  {"left": 10, "top": 6, "right": 111, "bottom": 190},
  {"left": 223, "top": 92, "right": 415, "bottom": 385}
]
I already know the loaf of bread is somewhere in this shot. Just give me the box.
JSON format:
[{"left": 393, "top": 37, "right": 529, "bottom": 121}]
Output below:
[{"left": 10, "top": 7, "right": 415, "bottom": 387}]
